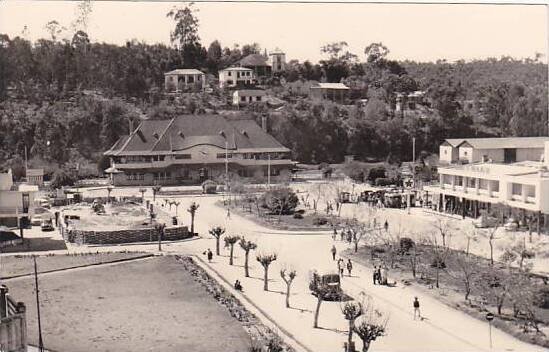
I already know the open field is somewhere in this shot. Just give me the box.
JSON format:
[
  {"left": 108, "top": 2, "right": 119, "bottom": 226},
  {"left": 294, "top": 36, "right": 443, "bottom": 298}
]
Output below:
[
  {"left": 6, "top": 256, "right": 251, "bottom": 352},
  {"left": 0, "top": 252, "right": 150, "bottom": 279}
]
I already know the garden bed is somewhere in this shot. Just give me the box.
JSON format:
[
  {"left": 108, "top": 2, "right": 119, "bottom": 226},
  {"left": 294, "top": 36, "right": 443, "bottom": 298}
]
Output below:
[{"left": 344, "top": 243, "right": 549, "bottom": 348}]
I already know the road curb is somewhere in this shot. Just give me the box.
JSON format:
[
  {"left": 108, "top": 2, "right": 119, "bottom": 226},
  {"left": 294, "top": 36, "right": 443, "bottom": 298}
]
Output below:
[{"left": 192, "top": 255, "right": 313, "bottom": 352}]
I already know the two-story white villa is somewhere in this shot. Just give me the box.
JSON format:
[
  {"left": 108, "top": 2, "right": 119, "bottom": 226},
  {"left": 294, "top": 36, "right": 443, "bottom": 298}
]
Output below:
[
  {"left": 425, "top": 139, "right": 549, "bottom": 231},
  {"left": 0, "top": 169, "right": 38, "bottom": 229},
  {"left": 219, "top": 67, "right": 255, "bottom": 88},
  {"left": 104, "top": 115, "right": 294, "bottom": 186}
]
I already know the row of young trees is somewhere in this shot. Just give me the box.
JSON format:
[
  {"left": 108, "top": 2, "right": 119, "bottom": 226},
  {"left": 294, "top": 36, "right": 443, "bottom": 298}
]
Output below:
[{"left": 208, "top": 222, "right": 388, "bottom": 352}]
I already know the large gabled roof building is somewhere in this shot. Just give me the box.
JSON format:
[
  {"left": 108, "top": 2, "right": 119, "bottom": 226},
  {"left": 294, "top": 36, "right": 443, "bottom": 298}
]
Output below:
[{"left": 104, "top": 114, "right": 294, "bottom": 185}]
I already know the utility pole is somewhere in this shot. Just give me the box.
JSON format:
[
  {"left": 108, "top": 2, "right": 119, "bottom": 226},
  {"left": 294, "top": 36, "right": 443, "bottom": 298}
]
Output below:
[
  {"left": 33, "top": 256, "right": 44, "bottom": 352},
  {"left": 267, "top": 153, "right": 271, "bottom": 189},
  {"left": 24, "top": 145, "right": 28, "bottom": 177}
]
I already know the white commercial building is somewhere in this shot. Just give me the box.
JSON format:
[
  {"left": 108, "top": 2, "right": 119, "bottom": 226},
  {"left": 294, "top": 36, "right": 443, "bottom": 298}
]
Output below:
[{"left": 425, "top": 139, "right": 549, "bottom": 230}]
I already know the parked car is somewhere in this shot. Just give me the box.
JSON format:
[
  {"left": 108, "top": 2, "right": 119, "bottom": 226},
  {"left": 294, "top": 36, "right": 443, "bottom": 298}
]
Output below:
[
  {"left": 309, "top": 271, "right": 342, "bottom": 300},
  {"left": 473, "top": 215, "right": 499, "bottom": 229},
  {"left": 31, "top": 207, "right": 52, "bottom": 226},
  {"left": 41, "top": 218, "right": 54, "bottom": 231}
]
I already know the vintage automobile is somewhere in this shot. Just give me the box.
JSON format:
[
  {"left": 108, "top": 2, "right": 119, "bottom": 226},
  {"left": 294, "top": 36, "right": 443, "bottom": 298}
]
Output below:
[
  {"left": 41, "top": 218, "right": 54, "bottom": 232},
  {"left": 309, "top": 271, "right": 342, "bottom": 300}
]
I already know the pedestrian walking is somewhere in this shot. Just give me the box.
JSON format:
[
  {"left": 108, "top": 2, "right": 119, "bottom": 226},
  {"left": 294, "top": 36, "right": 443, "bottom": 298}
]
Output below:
[
  {"left": 373, "top": 266, "right": 378, "bottom": 285},
  {"left": 346, "top": 259, "right": 353, "bottom": 277},
  {"left": 331, "top": 245, "right": 337, "bottom": 261},
  {"left": 207, "top": 248, "right": 213, "bottom": 262},
  {"left": 340, "top": 230, "right": 345, "bottom": 241},
  {"left": 384, "top": 220, "right": 389, "bottom": 232},
  {"left": 413, "top": 297, "right": 421, "bottom": 320},
  {"left": 337, "top": 258, "right": 345, "bottom": 277},
  {"left": 376, "top": 266, "right": 382, "bottom": 285},
  {"left": 226, "top": 207, "right": 231, "bottom": 219},
  {"left": 332, "top": 227, "right": 337, "bottom": 241}
]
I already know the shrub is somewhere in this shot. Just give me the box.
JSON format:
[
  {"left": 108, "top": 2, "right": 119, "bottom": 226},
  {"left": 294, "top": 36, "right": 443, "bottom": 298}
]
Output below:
[
  {"left": 293, "top": 213, "right": 304, "bottom": 219},
  {"left": 431, "top": 256, "right": 446, "bottom": 269},
  {"left": 312, "top": 216, "right": 328, "bottom": 226},
  {"left": 372, "top": 246, "right": 386, "bottom": 255},
  {"left": 375, "top": 177, "right": 394, "bottom": 186},
  {"left": 261, "top": 187, "right": 299, "bottom": 215},
  {"left": 341, "top": 161, "right": 367, "bottom": 183},
  {"left": 201, "top": 180, "right": 217, "bottom": 194},
  {"left": 367, "top": 166, "right": 386, "bottom": 183},
  {"left": 399, "top": 237, "right": 415, "bottom": 254},
  {"left": 534, "top": 287, "right": 549, "bottom": 309},
  {"left": 50, "top": 168, "right": 77, "bottom": 189}
]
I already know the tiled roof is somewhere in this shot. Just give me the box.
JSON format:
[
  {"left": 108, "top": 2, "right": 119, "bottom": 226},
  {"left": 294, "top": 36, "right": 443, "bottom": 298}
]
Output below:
[
  {"left": 164, "top": 69, "right": 205, "bottom": 75},
  {"left": 233, "top": 89, "right": 266, "bottom": 96},
  {"left": 238, "top": 54, "right": 270, "bottom": 67},
  {"left": 221, "top": 67, "right": 254, "bottom": 72},
  {"left": 442, "top": 139, "right": 466, "bottom": 147},
  {"left": 458, "top": 137, "right": 549, "bottom": 149},
  {"left": 105, "top": 115, "right": 289, "bottom": 155}
]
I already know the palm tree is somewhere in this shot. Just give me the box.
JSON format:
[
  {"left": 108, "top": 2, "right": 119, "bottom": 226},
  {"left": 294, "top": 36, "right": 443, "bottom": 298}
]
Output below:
[
  {"left": 209, "top": 226, "right": 225, "bottom": 255},
  {"left": 139, "top": 188, "right": 147, "bottom": 203},
  {"left": 256, "top": 253, "right": 277, "bottom": 291},
  {"left": 106, "top": 186, "right": 114, "bottom": 203},
  {"left": 224, "top": 235, "right": 240, "bottom": 265},
  {"left": 187, "top": 202, "right": 199, "bottom": 235},
  {"left": 152, "top": 185, "right": 161, "bottom": 202},
  {"left": 239, "top": 238, "right": 257, "bottom": 277}
]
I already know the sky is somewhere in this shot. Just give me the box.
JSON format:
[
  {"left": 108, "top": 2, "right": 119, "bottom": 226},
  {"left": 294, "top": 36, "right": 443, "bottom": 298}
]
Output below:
[{"left": 0, "top": 1, "right": 547, "bottom": 63}]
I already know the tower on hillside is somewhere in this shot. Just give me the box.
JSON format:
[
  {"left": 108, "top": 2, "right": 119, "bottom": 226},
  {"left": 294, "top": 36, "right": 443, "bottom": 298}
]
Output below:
[{"left": 269, "top": 48, "right": 286, "bottom": 73}]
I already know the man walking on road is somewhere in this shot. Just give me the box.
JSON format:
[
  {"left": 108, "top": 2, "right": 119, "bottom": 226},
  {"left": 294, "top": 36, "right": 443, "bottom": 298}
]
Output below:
[
  {"left": 346, "top": 259, "right": 353, "bottom": 277},
  {"left": 331, "top": 245, "right": 337, "bottom": 261},
  {"left": 413, "top": 297, "right": 421, "bottom": 320},
  {"left": 384, "top": 220, "right": 389, "bottom": 232}
]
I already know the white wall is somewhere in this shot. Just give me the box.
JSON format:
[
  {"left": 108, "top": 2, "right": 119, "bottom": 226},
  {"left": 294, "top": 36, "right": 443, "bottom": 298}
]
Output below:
[
  {"left": 439, "top": 145, "right": 455, "bottom": 164},
  {"left": 517, "top": 148, "right": 544, "bottom": 162},
  {"left": 545, "top": 142, "right": 549, "bottom": 167}
]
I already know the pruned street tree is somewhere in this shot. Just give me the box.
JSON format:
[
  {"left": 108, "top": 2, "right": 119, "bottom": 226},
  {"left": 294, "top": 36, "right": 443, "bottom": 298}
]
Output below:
[
  {"left": 433, "top": 218, "right": 452, "bottom": 248},
  {"left": 209, "top": 226, "right": 225, "bottom": 256},
  {"left": 341, "top": 301, "right": 363, "bottom": 351},
  {"left": 139, "top": 187, "right": 147, "bottom": 203},
  {"left": 280, "top": 268, "right": 297, "bottom": 308},
  {"left": 256, "top": 252, "right": 277, "bottom": 291},
  {"left": 309, "top": 271, "right": 332, "bottom": 328},
  {"left": 352, "top": 298, "right": 388, "bottom": 352},
  {"left": 239, "top": 237, "right": 257, "bottom": 277},
  {"left": 224, "top": 235, "right": 240, "bottom": 265}
]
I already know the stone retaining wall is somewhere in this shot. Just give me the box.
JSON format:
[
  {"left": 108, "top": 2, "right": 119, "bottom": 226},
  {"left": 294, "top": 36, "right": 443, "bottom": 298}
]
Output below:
[{"left": 67, "top": 225, "right": 192, "bottom": 245}]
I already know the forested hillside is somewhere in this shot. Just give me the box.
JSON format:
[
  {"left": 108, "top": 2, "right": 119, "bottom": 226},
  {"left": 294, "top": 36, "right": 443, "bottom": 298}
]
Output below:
[{"left": 0, "top": 3, "right": 547, "bottom": 178}]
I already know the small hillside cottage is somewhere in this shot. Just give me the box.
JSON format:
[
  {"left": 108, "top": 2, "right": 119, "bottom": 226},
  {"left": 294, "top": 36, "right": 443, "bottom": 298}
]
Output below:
[
  {"left": 164, "top": 69, "right": 206, "bottom": 92},
  {"left": 233, "top": 89, "right": 266, "bottom": 106}
]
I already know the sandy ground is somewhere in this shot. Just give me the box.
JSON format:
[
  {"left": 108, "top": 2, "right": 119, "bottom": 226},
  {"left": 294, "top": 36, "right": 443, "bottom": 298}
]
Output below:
[{"left": 6, "top": 256, "right": 250, "bottom": 352}]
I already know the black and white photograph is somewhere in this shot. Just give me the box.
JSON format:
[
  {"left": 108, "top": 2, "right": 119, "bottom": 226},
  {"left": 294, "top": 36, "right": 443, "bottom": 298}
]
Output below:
[{"left": 0, "top": 0, "right": 548, "bottom": 351}]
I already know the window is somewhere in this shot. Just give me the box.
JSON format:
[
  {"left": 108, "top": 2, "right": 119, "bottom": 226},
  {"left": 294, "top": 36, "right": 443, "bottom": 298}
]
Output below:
[
  {"left": 241, "top": 96, "right": 246, "bottom": 102},
  {"left": 227, "top": 80, "right": 233, "bottom": 85},
  {"left": 444, "top": 150, "right": 447, "bottom": 155},
  {"left": 181, "top": 169, "right": 190, "bottom": 179},
  {"left": 467, "top": 178, "right": 476, "bottom": 188},
  {"left": 188, "top": 76, "right": 194, "bottom": 83},
  {"left": 153, "top": 172, "right": 171, "bottom": 181},
  {"left": 464, "top": 151, "right": 468, "bottom": 156},
  {"left": 217, "top": 153, "right": 232, "bottom": 159},
  {"left": 228, "top": 71, "right": 232, "bottom": 76},
  {"left": 256, "top": 96, "right": 262, "bottom": 101},
  {"left": 512, "top": 183, "right": 522, "bottom": 196},
  {"left": 455, "top": 176, "right": 463, "bottom": 186},
  {"left": 127, "top": 173, "right": 144, "bottom": 181},
  {"left": 175, "top": 154, "right": 191, "bottom": 160}
]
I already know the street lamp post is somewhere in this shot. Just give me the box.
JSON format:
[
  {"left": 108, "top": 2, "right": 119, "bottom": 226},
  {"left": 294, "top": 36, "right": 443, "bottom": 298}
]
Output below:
[{"left": 33, "top": 256, "right": 44, "bottom": 352}]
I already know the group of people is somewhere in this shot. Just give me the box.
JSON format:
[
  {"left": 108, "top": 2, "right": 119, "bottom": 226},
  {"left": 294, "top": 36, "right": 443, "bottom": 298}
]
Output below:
[
  {"left": 337, "top": 258, "right": 353, "bottom": 277},
  {"left": 372, "top": 265, "right": 389, "bottom": 286}
]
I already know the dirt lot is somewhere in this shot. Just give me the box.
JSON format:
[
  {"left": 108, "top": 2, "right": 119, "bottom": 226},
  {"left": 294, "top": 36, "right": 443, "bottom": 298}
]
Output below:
[
  {"left": 0, "top": 252, "right": 150, "bottom": 279},
  {"left": 6, "top": 256, "right": 251, "bottom": 352}
]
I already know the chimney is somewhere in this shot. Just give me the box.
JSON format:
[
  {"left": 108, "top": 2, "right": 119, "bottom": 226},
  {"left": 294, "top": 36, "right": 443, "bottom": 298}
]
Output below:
[{"left": 261, "top": 115, "right": 268, "bottom": 132}]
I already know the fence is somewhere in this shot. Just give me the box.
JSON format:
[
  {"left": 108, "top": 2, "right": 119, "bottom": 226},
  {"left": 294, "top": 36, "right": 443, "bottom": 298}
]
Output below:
[
  {"left": 0, "top": 285, "right": 27, "bottom": 352},
  {"left": 65, "top": 225, "right": 193, "bottom": 245}
]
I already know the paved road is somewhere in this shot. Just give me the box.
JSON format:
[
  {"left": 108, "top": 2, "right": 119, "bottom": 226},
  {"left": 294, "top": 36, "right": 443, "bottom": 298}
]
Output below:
[{"left": 157, "top": 195, "right": 544, "bottom": 352}]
